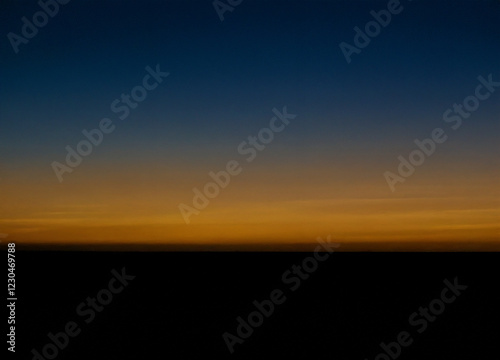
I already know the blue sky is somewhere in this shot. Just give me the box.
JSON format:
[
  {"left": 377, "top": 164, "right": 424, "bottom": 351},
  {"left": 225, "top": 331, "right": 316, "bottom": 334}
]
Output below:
[{"left": 0, "top": 0, "right": 499, "bottom": 245}]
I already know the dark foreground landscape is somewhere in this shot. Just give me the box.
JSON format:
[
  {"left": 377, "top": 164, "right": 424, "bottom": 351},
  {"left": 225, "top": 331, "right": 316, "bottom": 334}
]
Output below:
[{"left": 13, "top": 251, "right": 499, "bottom": 359}]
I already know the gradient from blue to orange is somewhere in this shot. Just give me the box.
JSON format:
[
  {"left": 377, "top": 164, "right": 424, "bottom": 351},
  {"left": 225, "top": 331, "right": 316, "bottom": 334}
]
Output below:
[{"left": 0, "top": 0, "right": 499, "bottom": 248}]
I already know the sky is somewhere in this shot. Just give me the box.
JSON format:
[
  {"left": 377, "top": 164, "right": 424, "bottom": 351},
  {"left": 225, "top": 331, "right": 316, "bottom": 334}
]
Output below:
[{"left": 0, "top": 0, "right": 499, "bottom": 248}]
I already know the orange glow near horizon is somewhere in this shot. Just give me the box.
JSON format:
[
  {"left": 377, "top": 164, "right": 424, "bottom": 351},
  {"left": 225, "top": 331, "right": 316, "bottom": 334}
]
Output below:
[{"left": 1, "top": 156, "right": 499, "bottom": 249}]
